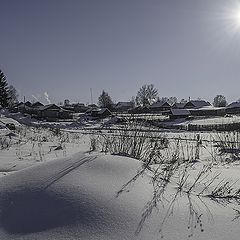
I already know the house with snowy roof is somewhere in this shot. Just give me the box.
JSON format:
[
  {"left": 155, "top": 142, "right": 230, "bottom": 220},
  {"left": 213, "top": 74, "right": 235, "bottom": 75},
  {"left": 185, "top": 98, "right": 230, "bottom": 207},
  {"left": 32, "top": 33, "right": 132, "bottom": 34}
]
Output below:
[
  {"left": 184, "top": 100, "right": 211, "bottom": 109},
  {"left": 37, "top": 104, "right": 73, "bottom": 120},
  {"left": 149, "top": 101, "right": 171, "bottom": 112},
  {"left": 114, "top": 102, "right": 134, "bottom": 112},
  {"left": 169, "top": 109, "right": 191, "bottom": 119},
  {"left": 226, "top": 101, "right": 240, "bottom": 114},
  {"left": 171, "top": 102, "right": 185, "bottom": 109}
]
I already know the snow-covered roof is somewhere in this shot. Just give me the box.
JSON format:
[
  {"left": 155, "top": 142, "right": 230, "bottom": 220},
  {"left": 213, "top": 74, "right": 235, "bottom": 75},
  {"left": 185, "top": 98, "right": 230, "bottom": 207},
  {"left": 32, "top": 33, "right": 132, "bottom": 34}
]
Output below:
[
  {"left": 38, "top": 104, "right": 61, "bottom": 111},
  {"left": 185, "top": 100, "right": 211, "bottom": 108},
  {"left": 150, "top": 101, "right": 170, "bottom": 108},
  {"left": 115, "top": 102, "right": 133, "bottom": 108},
  {"left": 98, "top": 108, "right": 111, "bottom": 115},
  {"left": 31, "top": 102, "right": 44, "bottom": 108},
  {"left": 172, "top": 103, "right": 185, "bottom": 109},
  {"left": 227, "top": 101, "right": 240, "bottom": 109},
  {"left": 171, "top": 109, "right": 190, "bottom": 116},
  {"left": 88, "top": 104, "right": 98, "bottom": 108}
]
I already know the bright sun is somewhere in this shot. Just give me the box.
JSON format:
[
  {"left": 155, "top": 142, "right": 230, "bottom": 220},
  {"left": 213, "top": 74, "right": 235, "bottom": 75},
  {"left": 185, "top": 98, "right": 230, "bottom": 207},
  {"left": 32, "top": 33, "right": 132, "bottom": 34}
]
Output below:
[
  {"left": 232, "top": 7, "right": 240, "bottom": 26},
  {"left": 220, "top": 2, "right": 240, "bottom": 35}
]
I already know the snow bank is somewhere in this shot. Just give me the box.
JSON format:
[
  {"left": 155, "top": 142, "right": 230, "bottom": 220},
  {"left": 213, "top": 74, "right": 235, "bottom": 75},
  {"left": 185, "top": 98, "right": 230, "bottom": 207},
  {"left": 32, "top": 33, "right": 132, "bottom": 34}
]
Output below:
[{"left": 0, "top": 153, "right": 239, "bottom": 240}]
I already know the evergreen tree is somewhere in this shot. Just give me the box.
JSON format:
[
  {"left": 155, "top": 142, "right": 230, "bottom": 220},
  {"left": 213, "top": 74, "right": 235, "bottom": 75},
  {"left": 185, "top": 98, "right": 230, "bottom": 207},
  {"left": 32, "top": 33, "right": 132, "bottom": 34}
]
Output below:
[
  {"left": 98, "top": 90, "right": 113, "bottom": 109},
  {"left": 8, "top": 85, "right": 19, "bottom": 107},
  {"left": 0, "top": 70, "right": 10, "bottom": 107}
]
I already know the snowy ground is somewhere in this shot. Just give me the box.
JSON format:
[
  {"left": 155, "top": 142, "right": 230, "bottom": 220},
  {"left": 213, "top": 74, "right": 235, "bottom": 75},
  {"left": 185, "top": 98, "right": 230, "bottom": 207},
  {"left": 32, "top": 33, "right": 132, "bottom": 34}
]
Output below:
[{"left": 1, "top": 112, "right": 240, "bottom": 239}]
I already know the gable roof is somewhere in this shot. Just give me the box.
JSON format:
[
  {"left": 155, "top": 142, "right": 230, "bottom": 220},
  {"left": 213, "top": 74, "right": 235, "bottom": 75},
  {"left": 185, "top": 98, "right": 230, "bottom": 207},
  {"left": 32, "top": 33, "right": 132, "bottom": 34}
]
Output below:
[
  {"left": 25, "top": 101, "right": 32, "bottom": 107},
  {"left": 185, "top": 100, "right": 211, "bottom": 109},
  {"left": 98, "top": 108, "right": 112, "bottom": 115},
  {"left": 171, "top": 109, "right": 190, "bottom": 116},
  {"left": 115, "top": 102, "right": 133, "bottom": 108},
  {"left": 226, "top": 102, "right": 240, "bottom": 109},
  {"left": 150, "top": 101, "right": 171, "bottom": 108},
  {"left": 172, "top": 103, "right": 185, "bottom": 109},
  {"left": 38, "top": 104, "right": 61, "bottom": 111},
  {"left": 88, "top": 104, "right": 98, "bottom": 108},
  {"left": 32, "top": 102, "right": 44, "bottom": 108}
]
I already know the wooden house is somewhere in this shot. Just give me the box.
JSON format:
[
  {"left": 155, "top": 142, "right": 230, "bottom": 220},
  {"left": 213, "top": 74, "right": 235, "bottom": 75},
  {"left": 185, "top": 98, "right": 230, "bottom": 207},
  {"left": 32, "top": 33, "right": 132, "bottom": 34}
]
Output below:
[
  {"left": 226, "top": 102, "right": 240, "bottom": 114},
  {"left": 149, "top": 101, "right": 171, "bottom": 112},
  {"left": 114, "top": 102, "right": 134, "bottom": 112},
  {"left": 85, "top": 108, "right": 112, "bottom": 119},
  {"left": 171, "top": 103, "right": 185, "bottom": 109},
  {"left": 184, "top": 100, "right": 211, "bottom": 109},
  {"left": 37, "top": 104, "right": 61, "bottom": 120},
  {"left": 169, "top": 109, "right": 190, "bottom": 120},
  {"left": 31, "top": 102, "right": 44, "bottom": 108},
  {"left": 128, "top": 106, "right": 150, "bottom": 114}
]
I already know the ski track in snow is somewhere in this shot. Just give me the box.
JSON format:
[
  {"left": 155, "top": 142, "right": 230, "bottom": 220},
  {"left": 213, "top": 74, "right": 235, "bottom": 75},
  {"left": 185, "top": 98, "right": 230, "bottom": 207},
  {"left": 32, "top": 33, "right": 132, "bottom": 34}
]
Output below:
[{"left": 41, "top": 155, "right": 97, "bottom": 190}]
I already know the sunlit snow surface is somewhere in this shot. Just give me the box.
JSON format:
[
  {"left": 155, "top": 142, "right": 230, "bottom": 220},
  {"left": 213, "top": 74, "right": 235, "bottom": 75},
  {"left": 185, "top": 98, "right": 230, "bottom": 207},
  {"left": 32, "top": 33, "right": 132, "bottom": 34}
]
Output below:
[{"left": 0, "top": 152, "right": 239, "bottom": 240}]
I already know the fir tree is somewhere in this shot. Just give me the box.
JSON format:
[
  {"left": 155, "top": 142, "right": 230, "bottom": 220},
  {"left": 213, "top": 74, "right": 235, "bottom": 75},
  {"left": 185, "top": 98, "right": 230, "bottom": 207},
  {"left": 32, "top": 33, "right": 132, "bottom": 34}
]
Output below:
[
  {"left": 0, "top": 70, "right": 10, "bottom": 108},
  {"left": 98, "top": 90, "right": 113, "bottom": 109}
]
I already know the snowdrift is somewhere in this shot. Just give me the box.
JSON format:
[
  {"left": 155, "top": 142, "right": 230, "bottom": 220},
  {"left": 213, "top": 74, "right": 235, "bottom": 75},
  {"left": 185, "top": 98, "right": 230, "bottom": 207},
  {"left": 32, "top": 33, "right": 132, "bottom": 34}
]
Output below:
[
  {"left": 0, "top": 153, "right": 239, "bottom": 240},
  {"left": 0, "top": 153, "right": 158, "bottom": 240}
]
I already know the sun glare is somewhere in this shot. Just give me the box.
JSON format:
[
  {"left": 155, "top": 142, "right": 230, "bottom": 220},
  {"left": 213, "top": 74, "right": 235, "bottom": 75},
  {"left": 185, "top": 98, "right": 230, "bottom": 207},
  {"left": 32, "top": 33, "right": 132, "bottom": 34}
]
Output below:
[
  {"left": 231, "top": 6, "right": 240, "bottom": 26},
  {"left": 217, "top": 2, "right": 240, "bottom": 39}
]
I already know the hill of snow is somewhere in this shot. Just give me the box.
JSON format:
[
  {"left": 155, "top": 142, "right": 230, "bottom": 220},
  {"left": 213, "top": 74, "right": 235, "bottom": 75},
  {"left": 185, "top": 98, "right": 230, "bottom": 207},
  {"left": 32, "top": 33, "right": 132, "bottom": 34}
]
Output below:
[{"left": 0, "top": 152, "right": 240, "bottom": 239}]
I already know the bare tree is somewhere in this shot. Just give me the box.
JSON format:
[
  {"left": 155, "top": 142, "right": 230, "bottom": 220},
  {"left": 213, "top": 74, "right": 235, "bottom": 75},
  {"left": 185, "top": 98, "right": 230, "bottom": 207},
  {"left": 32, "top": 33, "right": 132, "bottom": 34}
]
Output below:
[
  {"left": 136, "top": 84, "right": 158, "bottom": 106},
  {"left": 159, "top": 96, "right": 178, "bottom": 105},
  {"left": 213, "top": 95, "right": 227, "bottom": 107},
  {"left": 180, "top": 98, "right": 188, "bottom": 104}
]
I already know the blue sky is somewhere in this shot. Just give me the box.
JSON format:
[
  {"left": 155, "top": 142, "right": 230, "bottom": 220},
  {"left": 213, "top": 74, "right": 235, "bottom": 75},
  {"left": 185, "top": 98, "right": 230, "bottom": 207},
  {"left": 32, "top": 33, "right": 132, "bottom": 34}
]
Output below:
[{"left": 1, "top": 0, "right": 240, "bottom": 104}]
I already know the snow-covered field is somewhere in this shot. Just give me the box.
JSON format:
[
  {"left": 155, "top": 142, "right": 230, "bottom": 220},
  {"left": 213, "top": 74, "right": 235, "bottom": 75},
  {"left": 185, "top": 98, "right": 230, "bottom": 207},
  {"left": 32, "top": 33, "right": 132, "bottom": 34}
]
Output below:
[{"left": 1, "top": 112, "right": 240, "bottom": 239}]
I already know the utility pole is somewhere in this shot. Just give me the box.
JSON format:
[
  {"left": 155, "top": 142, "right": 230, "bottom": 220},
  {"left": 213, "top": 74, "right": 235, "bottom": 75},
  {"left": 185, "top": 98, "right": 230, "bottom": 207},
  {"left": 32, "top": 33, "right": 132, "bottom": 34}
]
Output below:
[{"left": 90, "top": 88, "right": 93, "bottom": 105}]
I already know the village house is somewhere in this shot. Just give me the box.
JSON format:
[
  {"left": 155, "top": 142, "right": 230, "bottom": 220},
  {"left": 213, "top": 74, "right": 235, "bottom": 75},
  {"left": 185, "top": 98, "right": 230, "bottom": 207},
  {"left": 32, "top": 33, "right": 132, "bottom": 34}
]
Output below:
[
  {"left": 128, "top": 106, "right": 150, "bottom": 114},
  {"left": 149, "top": 101, "right": 171, "bottom": 113},
  {"left": 88, "top": 104, "right": 99, "bottom": 109},
  {"left": 226, "top": 102, "right": 240, "bottom": 114},
  {"left": 14, "top": 101, "right": 32, "bottom": 114},
  {"left": 85, "top": 107, "right": 112, "bottom": 119},
  {"left": 31, "top": 102, "right": 44, "bottom": 108},
  {"left": 171, "top": 102, "right": 185, "bottom": 109},
  {"left": 169, "top": 109, "right": 191, "bottom": 120},
  {"left": 72, "top": 103, "right": 88, "bottom": 113},
  {"left": 37, "top": 104, "right": 73, "bottom": 121},
  {"left": 190, "top": 106, "right": 226, "bottom": 117},
  {"left": 114, "top": 102, "right": 134, "bottom": 112},
  {"left": 184, "top": 100, "right": 211, "bottom": 109}
]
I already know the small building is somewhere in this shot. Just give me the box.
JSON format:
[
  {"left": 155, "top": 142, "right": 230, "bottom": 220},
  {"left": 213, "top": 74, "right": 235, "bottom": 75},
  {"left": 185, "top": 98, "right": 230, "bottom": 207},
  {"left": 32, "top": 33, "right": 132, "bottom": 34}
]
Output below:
[
  {"left": 149, "top": 101, "right": 171, "bottom": 112},
  {"left": 169, "top": 109, "right": 190, "bottom": 120},
  {"left": 85, "top": 107, "right": 99, "bottom": 117},
  {"left": 184, "top": 100, "right": 211, "bottom": 109},
  {"left": 97, "top": 108, "right": 112, "bottom": 118},
  {"left": 171, "top": 102, "right": 185, "bottom": 109},
  {"left": 85, "top": 107, "right": 112, "bottom": 119},
  {"left": 88, "top": 104, "right": 99, "bottom": 109},
  {"left": 59, "top": 108, "right": 74, "bottom": 119},
  {"left": 190, "top": 106, "right": 226, "bottom": 116},
  {"left": 16, "top": 101, "right": 32, "bottom": 113},
  {"left": 128, "top": 106, "right": 150, "bottom": 114},
  {"left": 72, "top": 103, "right": 88, "bottom": 113},
  {"left": 226, "top": 102, "right": 240, "bottom": 114},
  {"left": 31, "top": 102, "right": 44, "bottom": 108},
  {"left": 114, "top": 102, "right": 134, "bottom": 112},
  {"left": 37, "top": 104, "right": 62, "bottom": 120}
]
